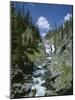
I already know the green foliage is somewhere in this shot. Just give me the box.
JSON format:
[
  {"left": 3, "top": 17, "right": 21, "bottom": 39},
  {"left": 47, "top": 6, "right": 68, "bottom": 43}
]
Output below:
[
  {"left": 46, "top": 16, "right": 73, "bottom": 50},
  {"left": 11, "top": 3, "right": 42, "bottom": 97},
  {"left": 11, "top": 2, "right": 41, "bottom": 70}
]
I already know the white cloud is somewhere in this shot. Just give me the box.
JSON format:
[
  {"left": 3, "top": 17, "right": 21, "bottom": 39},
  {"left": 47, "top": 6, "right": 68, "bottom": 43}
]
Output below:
[
  {"left": 64, "top": 13, "right": 72, "bottom": 21},
  {"left": 36, "top": 16, "right": 51, "bottom": 31}
]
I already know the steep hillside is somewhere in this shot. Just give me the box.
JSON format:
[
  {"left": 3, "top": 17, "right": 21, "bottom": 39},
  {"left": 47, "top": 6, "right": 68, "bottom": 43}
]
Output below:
[{"left": 45, "top": 16, "right": 73, "bottom": 95}]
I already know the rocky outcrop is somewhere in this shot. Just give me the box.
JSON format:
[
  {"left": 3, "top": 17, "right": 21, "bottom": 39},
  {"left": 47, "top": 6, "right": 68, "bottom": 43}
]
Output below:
[{"left": 46, "top": 33, "right": 73, "bottom": 95}]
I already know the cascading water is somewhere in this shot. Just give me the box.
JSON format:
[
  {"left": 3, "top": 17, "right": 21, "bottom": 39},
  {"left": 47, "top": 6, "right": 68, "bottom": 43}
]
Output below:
[
  {"left": 28, "top": 42, "right": 55, "bottom": 97},
  {"left": 30, "top": 64, "right": 47, "bottom": 96}
]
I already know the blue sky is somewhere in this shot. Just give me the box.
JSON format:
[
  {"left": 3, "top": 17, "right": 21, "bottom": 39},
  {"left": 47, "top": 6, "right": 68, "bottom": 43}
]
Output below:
[{"left": 12, "top": 2, "right": 73, "bottom": 37}]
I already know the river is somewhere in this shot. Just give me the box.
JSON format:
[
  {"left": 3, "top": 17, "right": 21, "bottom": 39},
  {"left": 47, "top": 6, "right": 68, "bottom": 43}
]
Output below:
[{"left": 24, "top": 43, "right": 55, "bottom": 97}]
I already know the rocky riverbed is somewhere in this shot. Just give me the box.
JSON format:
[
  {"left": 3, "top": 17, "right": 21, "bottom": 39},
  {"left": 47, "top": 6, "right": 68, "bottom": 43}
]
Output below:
[{"left": 11, "top": 38, "right": 73, "bottom": 98}]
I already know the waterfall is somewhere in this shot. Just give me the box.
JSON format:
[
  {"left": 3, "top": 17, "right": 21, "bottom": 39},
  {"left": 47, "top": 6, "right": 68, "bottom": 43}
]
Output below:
[
  {"left": 44, "top": 42, "right": 55, "bottom": 56},
  {"left": 23, "top": 41, "right": 55, "bottom": 97},
  {"left": 30, "top": 42, "right": 55, "bottom": 96}
]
